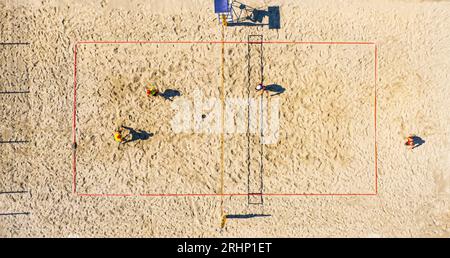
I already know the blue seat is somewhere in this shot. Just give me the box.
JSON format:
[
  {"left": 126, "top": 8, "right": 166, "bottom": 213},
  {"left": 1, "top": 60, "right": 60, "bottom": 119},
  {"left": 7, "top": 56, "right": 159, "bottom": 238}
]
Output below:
[{"left": 214, "top": 0, "right": 230, "bottom": 13}]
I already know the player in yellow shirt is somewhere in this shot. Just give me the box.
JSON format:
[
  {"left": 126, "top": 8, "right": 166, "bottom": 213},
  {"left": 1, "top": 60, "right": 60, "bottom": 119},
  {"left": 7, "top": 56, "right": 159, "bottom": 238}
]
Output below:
[{"left": 113, "top": 126, "right": 127, "bottom": 144}]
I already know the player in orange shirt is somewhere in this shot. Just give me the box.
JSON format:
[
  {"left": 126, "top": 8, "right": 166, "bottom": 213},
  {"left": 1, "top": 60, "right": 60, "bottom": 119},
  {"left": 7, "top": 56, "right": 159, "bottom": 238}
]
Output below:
[{"left": 256, "top": 83, "right": 270, "bottom": 97}]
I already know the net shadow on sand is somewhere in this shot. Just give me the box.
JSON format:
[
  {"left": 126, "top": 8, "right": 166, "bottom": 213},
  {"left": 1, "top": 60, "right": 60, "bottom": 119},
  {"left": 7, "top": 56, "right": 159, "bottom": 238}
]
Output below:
[{"left": 226, "top": 214, "right": 271, "bottom": 219}]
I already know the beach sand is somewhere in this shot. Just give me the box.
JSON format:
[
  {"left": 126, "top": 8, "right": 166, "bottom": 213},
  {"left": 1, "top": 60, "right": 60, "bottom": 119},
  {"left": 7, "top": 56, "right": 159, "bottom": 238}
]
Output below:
[{"left": 0, "top": 0, "right": 449, "bottom": 237}]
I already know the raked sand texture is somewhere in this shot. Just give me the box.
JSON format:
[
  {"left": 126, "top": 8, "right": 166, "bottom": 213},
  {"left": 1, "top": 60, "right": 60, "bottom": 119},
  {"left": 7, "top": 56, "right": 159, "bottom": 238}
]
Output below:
[{"left": 0, "top": 0, "right": 449, "bottom": 237}]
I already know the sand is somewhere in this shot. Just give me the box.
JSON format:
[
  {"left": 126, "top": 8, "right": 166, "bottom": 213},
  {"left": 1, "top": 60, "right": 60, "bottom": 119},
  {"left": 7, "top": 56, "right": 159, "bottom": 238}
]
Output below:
[{"left": 0, "top": 0, "right": 449, "bottom": 237}]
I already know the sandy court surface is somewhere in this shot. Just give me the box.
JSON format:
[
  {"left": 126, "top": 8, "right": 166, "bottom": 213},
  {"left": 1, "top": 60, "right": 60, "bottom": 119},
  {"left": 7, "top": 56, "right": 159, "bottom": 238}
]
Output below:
[
  {"left": 0, "top": 0, "right": 449, "bottom": 237},
  {"left": 76, "top": 43, "right": 222, "bottom": 195},
  {"left": 76, "top": 42, "right": 374, "bottom": 196}
]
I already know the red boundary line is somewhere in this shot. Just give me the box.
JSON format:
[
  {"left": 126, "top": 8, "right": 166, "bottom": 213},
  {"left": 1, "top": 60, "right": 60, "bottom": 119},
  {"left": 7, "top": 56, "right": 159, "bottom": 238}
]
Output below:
[
  {"left": 72, "top": 40, "right": 378, "bottom": 197},
  {"left": 72, "top": 43, "right": 78, "bottom": 194},
  {"left": 374, "top": 44, "right": 378, "bottom": 194},
  {"left": 76, "top": 40, "right": 375, "bottom": 45},
  {"left": 77, "top": 193, "right": 377, "bottom": 197}
]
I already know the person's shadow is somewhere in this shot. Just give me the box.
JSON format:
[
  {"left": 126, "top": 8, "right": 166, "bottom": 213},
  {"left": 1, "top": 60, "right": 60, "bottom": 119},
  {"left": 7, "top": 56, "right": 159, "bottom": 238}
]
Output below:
[
  {"left": 411, "top": 135, "right": 425, "bottom": 149},
  {"left": 160, "top": 89, "right": 181, "bottom": 101},
  {"left": 265, "top": 84, "right": 285, "bottom": 96},
  {"left": 122, "top": 126, "right": 153, "bottom": 144}
]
